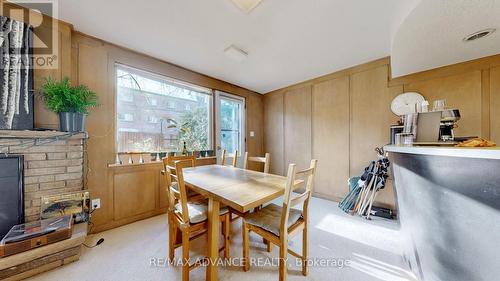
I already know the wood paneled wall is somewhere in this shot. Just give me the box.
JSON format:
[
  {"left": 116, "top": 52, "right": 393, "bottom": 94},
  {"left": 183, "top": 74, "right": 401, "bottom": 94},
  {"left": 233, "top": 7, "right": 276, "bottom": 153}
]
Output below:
[{"left": 265, "top": 54, "right": 500, "bottom": 209}]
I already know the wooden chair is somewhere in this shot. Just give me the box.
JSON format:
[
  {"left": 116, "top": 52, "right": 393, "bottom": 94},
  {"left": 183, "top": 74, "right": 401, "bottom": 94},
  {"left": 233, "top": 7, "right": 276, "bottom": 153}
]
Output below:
[
  {"left": 162, "top": 153, "right": 202, "bottom": 201},
  {"left": 221, "top": 149, "right": 238, "bottom": 167},
  {"left": 163, "top": 153, "right": 196, "bottom": 167},
  {"left": 243, "top": 152, "right": 270, "bottom": 173},
  {"left": 230, "top": 152, "right": 271, "bottom": 221},
  {"left": 165, "top": 159, "right": 231, "bottom": 281},
  {"left": 242, "top": 159, "right": 318, "bottom": 281}
]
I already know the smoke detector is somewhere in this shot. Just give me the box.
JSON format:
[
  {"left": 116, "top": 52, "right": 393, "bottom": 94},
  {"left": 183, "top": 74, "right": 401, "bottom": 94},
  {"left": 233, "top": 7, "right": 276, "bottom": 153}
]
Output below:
[
  {"left": 224, "top": 45, "right": 248, "bottom": 62},
  {"left": 463, "top": 28, "right": 496, "bottom": 42},
  {"left": 230, "top": 0, "right": 263, "bottom": 14}
]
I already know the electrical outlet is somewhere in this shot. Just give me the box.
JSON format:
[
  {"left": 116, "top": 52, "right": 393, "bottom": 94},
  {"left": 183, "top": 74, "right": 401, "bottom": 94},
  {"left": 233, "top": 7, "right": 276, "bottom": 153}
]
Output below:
[
  {"left": 250, "top": 131, "right": 255, "bottom": 137},
  {"left": 92, "top": 198, "right": 101, "bottom": 210}
]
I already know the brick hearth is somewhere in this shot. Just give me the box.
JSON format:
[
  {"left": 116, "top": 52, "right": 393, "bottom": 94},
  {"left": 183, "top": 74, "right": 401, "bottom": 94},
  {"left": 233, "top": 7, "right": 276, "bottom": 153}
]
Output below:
[{"left": 0, "top": 130, "right": 87, "bottom": 222}]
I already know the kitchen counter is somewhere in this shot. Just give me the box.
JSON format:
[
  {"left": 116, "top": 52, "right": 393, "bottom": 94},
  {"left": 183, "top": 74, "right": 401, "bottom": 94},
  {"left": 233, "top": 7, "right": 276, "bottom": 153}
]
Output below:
[
  {"left": 385, "top": 145, "right": 500, "bottom": 281},
  {"left": 385, "top": 144, "right": 500, "bottom": 159}
]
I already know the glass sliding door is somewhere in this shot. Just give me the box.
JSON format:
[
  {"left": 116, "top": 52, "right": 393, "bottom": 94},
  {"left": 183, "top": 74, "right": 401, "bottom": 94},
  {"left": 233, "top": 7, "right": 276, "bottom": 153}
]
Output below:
[{"left": 215, "top": 91, "right": 245, "bottom": 161}]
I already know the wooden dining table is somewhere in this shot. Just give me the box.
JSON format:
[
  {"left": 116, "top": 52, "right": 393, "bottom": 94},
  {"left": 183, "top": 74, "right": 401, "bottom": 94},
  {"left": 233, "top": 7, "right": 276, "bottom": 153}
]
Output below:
[{"left": 182, "top": 164, "right": 292, "bottom": 281}]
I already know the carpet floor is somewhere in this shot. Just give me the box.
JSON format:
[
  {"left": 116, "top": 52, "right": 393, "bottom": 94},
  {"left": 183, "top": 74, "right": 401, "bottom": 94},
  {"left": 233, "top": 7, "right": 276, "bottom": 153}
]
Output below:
[{"left": 27, "top": 197, "right": 417, "bottom": 281}]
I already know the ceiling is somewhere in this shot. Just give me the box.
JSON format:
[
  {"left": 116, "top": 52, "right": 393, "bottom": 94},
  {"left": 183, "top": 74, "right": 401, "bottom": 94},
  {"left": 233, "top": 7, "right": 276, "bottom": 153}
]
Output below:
[
  {"left": 391, "top": 0, "right": 500, "bottom": 77},
  {"left": 57, "top": 0, "right": 419, "bottom": 93}
]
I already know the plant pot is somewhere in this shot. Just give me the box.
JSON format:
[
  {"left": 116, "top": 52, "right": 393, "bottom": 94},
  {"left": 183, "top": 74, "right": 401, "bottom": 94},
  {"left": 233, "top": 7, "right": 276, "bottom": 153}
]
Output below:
[{"left": 59, "top": 112, "right": 86, "bottom": 132}]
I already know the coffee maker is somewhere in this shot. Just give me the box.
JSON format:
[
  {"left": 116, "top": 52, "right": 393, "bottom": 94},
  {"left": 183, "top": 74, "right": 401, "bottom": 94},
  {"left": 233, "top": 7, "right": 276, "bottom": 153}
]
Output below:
[{"left": 439, "top": 109, "right": 460, "bottom": 141}]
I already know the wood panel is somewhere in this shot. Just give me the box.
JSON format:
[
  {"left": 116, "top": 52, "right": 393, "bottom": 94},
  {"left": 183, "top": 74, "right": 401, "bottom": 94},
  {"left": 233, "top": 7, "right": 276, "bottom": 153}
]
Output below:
[
  {"left": 113, "top": 169, "right": 157, "bottom": 220},
  {"left": 77, "top": 42, "right": 112, "bottom": 227},
  {"left": 312, "top": 77, "right": 350, "bottom": 199},
  {"left": 490, "top": 66, "right": 500, "bottom": 143},
  {"left": 350, "top": 66, "right": 400, "bottom": 208},
  {"left": 404, "top": 71, "right": 483, "bottom": 138},
  {"left": 284, "top": 86, "right": 312, "bottom": 171},
  {"left": 264, "top": 93, "right": 284, "bottom": 175},
  {"left": 350, "top": 65, "right": 394, "bottom": 176},
  {"left": 246, "top": 94, "right": 264, "bottom": 171}
]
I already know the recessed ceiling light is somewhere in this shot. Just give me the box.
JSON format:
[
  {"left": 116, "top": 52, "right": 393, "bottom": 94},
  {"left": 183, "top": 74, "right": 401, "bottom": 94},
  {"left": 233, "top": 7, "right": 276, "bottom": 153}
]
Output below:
[
  {"left": 224, "top": 45, "right": 248, "bottom": 62},
  {"left": 463, "top": 28, "right": 496, "bottom": 42},
  {"left": 230, "top": 0, "right": 263, "bottom": 14}
]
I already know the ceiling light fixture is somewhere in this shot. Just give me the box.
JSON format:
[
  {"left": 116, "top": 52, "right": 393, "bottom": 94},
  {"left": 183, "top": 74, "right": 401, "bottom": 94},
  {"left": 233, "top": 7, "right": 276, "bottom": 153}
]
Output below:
[
  {"left": 230, "top": 0, "right": 263, "bottom": 14},
  {"left": 463, "top": 28, "right": 496, "bottom": 42},
  {"left": 224, "top": 45, "right": 248, "bottom": 62}
]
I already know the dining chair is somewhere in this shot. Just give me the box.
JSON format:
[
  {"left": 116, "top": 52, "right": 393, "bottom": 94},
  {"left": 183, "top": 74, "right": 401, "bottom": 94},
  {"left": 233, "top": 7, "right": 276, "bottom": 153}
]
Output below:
[
  {"left": 221, "top": 149, "right": 238, "bottom": 167},
  {"left": 230, "top": 152, "right": 271, "bottom": 221},
  {"left": 242, "top": 159, "right": 318, "bottom": 281},
  {"left": 165, "top": 159, "right": 231, "bottom": 281},
  {"left": 163, "top": 152, "right": 196, "bottom": 167},
  {"left": 162, "top": 153, "right": 203, "bottom": 201},
  {"left": 243, "top": 152, "right": 271, "bottom": 173}
]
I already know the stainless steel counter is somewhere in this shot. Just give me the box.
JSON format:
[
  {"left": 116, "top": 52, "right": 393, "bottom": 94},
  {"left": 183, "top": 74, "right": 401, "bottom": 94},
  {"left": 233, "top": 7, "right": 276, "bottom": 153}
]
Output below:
[
  {"left": 385, "top": 145, "right": 500, "bottom": 159},
  {"left": 385, "top": 145, "right": 500, "bottom": 281}
]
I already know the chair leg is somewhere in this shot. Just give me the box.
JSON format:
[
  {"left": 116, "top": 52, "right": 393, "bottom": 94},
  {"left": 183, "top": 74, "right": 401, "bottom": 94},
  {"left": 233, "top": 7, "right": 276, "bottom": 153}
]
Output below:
[
  {"left": 242, "top": 222, "right": 250, "bottom": 272},
  {"left": 182, "top": 230, "right": 190, "bottom": 281},
  {"left": 266, "top": 239, "right": 272, "bottom": 253},
  {"left": 224, "top": 214, "right": 230, "bottom": 259},
  {"left": 279, "top": 239, "right": 288, "bottom": 281},
  {"left": 226, "top": 213, "right": 233, "bottom": 240},
  {"left": 302, "top": 227, "right": 308, "bottom": 276},
  {"left": 168, "top": 222, "right": 176, "bottom": 263}
]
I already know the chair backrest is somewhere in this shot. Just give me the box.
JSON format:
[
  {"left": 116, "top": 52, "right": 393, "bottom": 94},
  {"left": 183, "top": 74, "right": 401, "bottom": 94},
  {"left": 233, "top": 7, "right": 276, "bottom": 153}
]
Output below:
[
  {"left": 164, "top": 159, "right": 194, "bottom": 225},
  {"left": 221, "top": 149, "right": 238, "bottom": 167},
  {"left": 280, "top": 160, "right": 318, "bottom": 235},
  {"left": 243, "top": 152, "right": 270, "bottom": 173},
  {"left": 162, "top": 153, "right": 196, "bottom": 167}
]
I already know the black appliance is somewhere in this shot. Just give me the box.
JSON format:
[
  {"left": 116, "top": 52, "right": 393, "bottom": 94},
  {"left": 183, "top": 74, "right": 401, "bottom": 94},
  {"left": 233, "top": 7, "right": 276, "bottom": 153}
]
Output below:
[{"left": 0, "top": 155, "right": 24, "bottom": 240}]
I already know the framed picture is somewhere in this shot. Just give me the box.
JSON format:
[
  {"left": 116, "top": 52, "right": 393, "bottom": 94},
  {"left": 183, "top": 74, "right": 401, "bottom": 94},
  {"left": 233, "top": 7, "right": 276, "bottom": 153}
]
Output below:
[{"left": 0, "top": 16, "right": 34, "bottom": 130}]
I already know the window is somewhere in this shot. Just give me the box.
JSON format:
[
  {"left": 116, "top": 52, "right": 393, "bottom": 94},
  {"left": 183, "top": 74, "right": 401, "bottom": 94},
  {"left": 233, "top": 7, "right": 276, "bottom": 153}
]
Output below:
[
  {"left": 167, "top": 101, "right": 176, "bottom": 109},
  {"left": 116, "top": 65, "right": 213, "bottom": 153},
  {"left": 147, "top": 116, "right": 159, "bottom": 124},
  {"left": 118, "top": 113, "right": 134, "bottom": 122}
]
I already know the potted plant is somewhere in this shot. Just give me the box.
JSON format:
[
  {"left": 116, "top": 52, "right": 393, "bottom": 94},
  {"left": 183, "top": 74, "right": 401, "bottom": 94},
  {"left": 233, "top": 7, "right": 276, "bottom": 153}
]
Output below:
[{"left": 39, "top": 77, "right": 98, "bottom": 132}]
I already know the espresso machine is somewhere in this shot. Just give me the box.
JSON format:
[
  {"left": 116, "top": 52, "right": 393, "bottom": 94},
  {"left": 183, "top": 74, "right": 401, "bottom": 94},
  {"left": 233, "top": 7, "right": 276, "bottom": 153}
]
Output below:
[{"left": 439, "top": 109, "right": 461, "bottom": 141}]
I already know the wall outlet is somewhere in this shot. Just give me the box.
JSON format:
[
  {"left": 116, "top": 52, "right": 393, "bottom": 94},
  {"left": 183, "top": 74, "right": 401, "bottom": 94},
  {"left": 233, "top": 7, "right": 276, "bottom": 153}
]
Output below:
[
  {"left": 92, "top": 198, "right": 101, "bottom": 210},
  {"left": 250, "top": 131, "right": 255, "bottom": 137}
]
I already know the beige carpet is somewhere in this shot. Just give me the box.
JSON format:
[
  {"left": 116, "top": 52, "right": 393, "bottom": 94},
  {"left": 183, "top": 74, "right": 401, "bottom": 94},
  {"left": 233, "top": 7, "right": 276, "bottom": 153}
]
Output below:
[{"left": 27, "top": 197, "right": 417, "bottom": 281}]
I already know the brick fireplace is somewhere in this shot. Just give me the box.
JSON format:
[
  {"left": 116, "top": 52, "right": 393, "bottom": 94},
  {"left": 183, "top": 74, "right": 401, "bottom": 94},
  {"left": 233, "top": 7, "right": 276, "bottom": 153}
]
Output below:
[{"left": 0, "top": 130, "right": 87, "bottom": 222}]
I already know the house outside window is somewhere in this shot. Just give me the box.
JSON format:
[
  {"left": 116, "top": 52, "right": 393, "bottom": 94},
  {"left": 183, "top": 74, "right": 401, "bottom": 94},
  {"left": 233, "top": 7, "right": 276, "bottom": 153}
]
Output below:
[
  {"left": 118, "top": 113, "right": 134, "bottom": 122},
  {"left": 167, "top": 101, "right": 176, "bottom": 109},
  {"left": 147, "top": 116, "right": 159, "bottom": 124},
  {"left": 116, "top": 64, "right": 213, "bottom": 153}
]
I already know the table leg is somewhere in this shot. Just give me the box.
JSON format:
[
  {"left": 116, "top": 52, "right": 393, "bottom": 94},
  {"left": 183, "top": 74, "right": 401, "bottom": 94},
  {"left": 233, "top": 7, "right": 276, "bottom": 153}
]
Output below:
[{"left": 207, "top": 198, "right": 220, "bottom": 281}]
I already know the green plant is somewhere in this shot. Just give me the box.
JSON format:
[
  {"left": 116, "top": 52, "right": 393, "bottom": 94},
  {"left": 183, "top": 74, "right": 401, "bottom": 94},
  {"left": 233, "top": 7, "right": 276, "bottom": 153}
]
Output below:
[{"left": 39, "top": 77, "right": 98, "bottom": 114}]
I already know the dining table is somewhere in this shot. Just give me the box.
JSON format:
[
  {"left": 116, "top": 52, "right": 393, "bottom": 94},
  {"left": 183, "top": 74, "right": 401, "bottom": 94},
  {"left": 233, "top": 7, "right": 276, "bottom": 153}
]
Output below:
[{"left": 182, "top": 164, "right": 293, "bottom": 281}]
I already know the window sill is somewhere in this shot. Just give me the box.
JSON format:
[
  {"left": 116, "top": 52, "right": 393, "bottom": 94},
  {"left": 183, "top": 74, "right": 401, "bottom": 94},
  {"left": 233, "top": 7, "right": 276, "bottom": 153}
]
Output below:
[{"left": 107, "top": 156, "right": 217, "bottom": 168}]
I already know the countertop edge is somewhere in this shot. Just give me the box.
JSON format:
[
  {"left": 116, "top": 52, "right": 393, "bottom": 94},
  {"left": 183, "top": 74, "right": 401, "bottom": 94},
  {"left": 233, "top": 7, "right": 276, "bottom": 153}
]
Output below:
[{"left": 384, "top": 145, "right": 500, "bottom": 160}]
